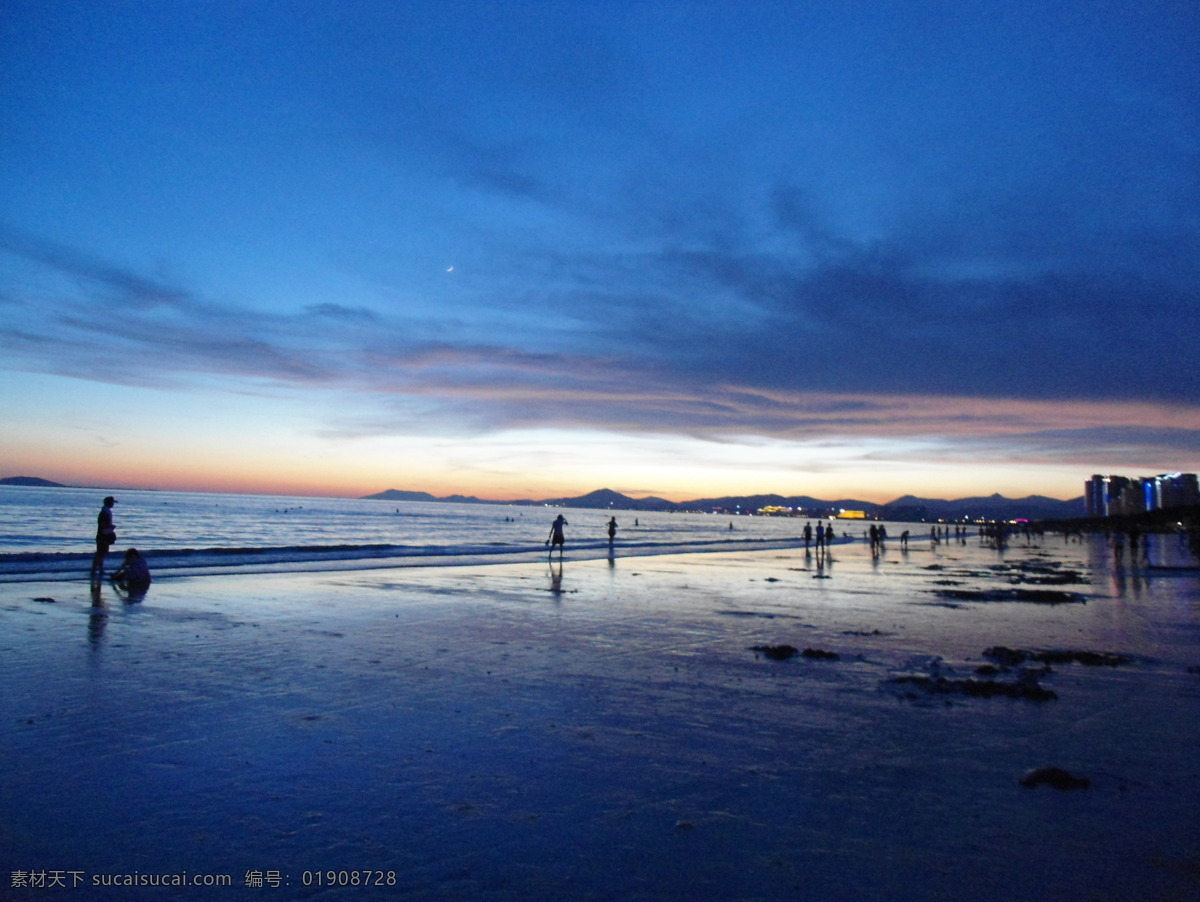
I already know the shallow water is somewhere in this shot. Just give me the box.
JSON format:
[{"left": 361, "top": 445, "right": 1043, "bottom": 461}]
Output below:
[
  {"left": 2, "top": 536, "right": 1198, "bottom": 900},
  {"left": 1, "top": 486, "right": 892, "bottom": 580}
]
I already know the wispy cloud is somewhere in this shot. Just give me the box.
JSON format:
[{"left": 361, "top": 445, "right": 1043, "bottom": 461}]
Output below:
[{"left": 4, "top": 223, "right": 1199, "bottom": 455}]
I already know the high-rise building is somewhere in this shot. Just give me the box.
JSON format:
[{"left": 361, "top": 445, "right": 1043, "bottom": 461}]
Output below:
[
  {"left": 1085, "top": 473, "right": 1199, "bottom": 516},
  {"left": 1085, "top": 475, "right": 1131, "bottom": 517},
  {"left": 1151, "top": 473, "right": 1200, "bottom": 510}
]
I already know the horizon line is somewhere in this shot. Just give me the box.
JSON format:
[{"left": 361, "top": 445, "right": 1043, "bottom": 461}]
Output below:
[{"left": 1, "top": 476, "right": 1085, "bottom": 506}]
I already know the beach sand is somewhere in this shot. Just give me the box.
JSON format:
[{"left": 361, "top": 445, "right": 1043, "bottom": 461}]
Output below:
[{"left": 3, "top": 537, "right": 1199, "bottom": 900}]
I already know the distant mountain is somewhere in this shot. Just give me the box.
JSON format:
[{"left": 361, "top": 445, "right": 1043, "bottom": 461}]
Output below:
[
  {"left": 361, "top": 486, "right": 1085, "bottom": 521},
  {"left": 540, "top": 488, "right": 679, "bottom": 511},
  {"left": 364, "top": 488, "right": 495, "bottom": 505},
  {"left": 881, "top": 493, "right": 1085, "bottom": 522},
  {"left": 363, "top": 489, "right": 441, "bottom": 503},
  {"left": 440, "top": 494, "right": 493, "bottom": 505},
  {"left": 883, "top": 494, "right": 1089, "bottom": 520},
  {"left": 683, "top": 493, "right": 876, "bottom": 513},
  {"left": 0, "top": 476, "right": 70, "bottom": 487}
]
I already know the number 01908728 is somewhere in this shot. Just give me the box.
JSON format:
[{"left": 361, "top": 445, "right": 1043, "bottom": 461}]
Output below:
[{"left": 301, "top": 870, "right": 397, "bottom": 887}]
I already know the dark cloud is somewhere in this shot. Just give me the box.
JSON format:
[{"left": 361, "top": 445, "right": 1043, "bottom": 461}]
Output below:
[{"left": 604, "top": 192, "right": 1200, "bottom": 407}]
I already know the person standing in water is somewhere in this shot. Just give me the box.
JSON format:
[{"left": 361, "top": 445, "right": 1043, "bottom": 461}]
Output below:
[
  {"left": 607, "top": 517, "right": 618, "bottom": 547},
  {"left": 92, "top": 496, "right": 117, "bottom": 577},
  {"left": 546, "top": 514, "right": 568, "bottom": 558}
]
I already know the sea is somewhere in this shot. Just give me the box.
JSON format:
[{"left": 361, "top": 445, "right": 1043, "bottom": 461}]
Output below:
[{"left": 0, "top": 485, "right": 901, "bottom": 582}]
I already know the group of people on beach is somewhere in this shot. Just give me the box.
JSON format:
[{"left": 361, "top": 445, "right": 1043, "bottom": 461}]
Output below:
[
  {"left": 802, "top": 521, "right": 840, "bottom": 552},
  {"left": 90, "top": 495, "right": 151, "bottom": 597}
]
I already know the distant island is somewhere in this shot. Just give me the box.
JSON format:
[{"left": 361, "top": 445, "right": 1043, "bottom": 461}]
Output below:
[
  {"left": 0, "top": 476, "right": 70, "bottom": 488},
  {"left": 363, "top": 486, "right": 1086, "bottom": 523}
]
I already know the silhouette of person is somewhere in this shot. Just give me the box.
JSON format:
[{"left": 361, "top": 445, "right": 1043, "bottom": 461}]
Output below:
[
  {"left": 1129, "top": 526, "right": 1141, "bottom": 563},
  {"left": 92, "top": 496, "right": 117, "bottom": 577},
  {"left": 546, "top": 514, "right": 568, "bottom": 558},
  {"left": 607, "top": 516, "right": 618, "bottom": 546},
  {"left": 803, "top": 522, "right": 812, "bottom": 551},
  {"left": 111, "top": 548, "right": 151, "bottom": 599}
]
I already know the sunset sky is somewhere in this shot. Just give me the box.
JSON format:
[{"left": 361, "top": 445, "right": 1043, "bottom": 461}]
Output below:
[{"left": 2, "top": 1, "right": 1198, "bottom": 503}]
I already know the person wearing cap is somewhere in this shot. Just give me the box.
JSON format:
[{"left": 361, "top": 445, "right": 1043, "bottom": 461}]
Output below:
[{"left": 92, "top": 496, "right": 117, "bottom": 577}]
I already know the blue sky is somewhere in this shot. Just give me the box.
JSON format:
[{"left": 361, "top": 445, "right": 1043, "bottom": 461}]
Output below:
[{"left": 2, "top": 0, "right": 1197, "bottom": 501}]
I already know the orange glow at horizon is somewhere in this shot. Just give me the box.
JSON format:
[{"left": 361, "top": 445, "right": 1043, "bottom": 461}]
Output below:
[{"left": 3, "top": 386, "right": 1195, "bottom": 503}]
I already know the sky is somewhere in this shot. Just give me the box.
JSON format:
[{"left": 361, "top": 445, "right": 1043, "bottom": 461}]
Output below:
[{"left": 2, "top": 0, "right": 1198, "bottom": 503}]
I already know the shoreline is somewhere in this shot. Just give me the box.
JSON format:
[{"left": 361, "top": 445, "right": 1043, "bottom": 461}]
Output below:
[{"left": 0, "top": 535, "right": 854, "bottom": 583}]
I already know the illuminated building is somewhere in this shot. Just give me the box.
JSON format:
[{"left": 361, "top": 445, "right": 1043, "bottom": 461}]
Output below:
[{"left": 1085, "top": 473, "right": 1198, "bottom": 517}]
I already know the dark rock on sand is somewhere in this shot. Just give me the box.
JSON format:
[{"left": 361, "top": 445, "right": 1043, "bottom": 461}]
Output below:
[
  {"left": 890, "top": 674, "right": 1057, "bottom": 702},
  {"left": 1020, "top": 767, "right": 1091, "bottom": 790},
  {"left": 32, "top": 597, "right": 56, "bottom": 603},
  {"left": 801, "top": 648, "right": 840, "bottom": 661},
  {"left": 984, "top": 646, "right": 1131, "bottom": 667},
  {"left": 934, "top": 588, "right": 1085, "bottom": 604},
  {"left": 1013, "top": 570, "right": 1088, "bottom": 586},
  {"left": 984, "top": 561, "right": 1090, "bottom": 586},
  {"left": 752, "top": 645, "right": 798, "bottom": 660}
]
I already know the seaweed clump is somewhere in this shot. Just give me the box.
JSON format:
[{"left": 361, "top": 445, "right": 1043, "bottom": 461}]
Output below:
[
  {"left": 752, "top": 644, "right": 798, "bottom": 660},
  {"left": 751, "top": 645, "right": 841, "bottom": 662},
  {"left": 984, "top": 646, "right": 1131, "bottom": 668},
  {"left": 890, "top": 673, "right": 1056, "bottom": 702},
  {"left": 801, "top": 648, "right": 840, "bottom": 661},
  {"left": 933, "top": 588, "right": 1085, "bottom": 605},
  {"left": 1019, "top": 767, "right": 1091, "bottom": 790}
]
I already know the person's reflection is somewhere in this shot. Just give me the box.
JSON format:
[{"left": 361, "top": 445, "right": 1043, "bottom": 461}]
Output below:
[
  {"left": 88, "top": 581, "right": 108, "bottom": 645},
  {"left": 547, "top": 559, "right": 564, "bottom": 599},
  {"left": 813, "top": 543, "right": 833, "bottom": 579}
]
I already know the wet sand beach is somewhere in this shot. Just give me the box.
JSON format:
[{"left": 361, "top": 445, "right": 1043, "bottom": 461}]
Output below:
[{"left": 3, "top": 537, "right": 1199, "bottom": 900}]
